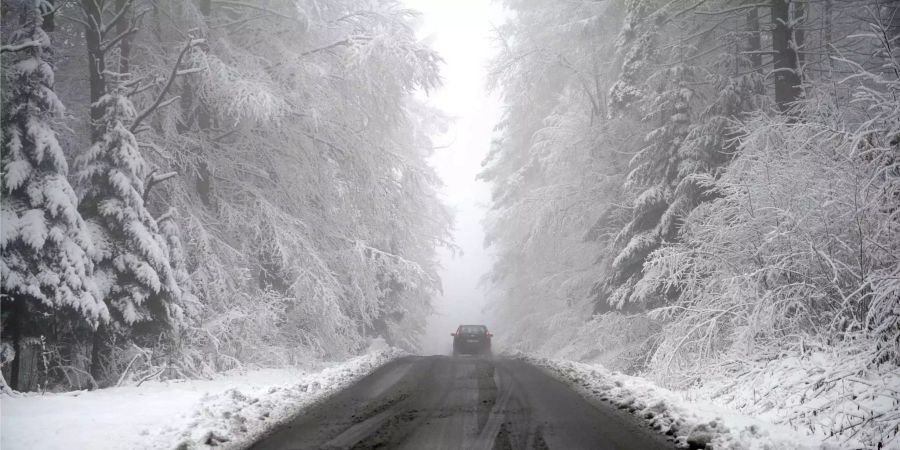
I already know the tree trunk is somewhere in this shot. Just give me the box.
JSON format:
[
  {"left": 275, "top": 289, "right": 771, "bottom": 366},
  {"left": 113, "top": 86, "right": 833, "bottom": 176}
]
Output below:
[
  {"left": 82, "top": 0, "right": 106, "bottom": 141},
  {"left": 793, "top": 1, "right": 806, "bottom": 69},
  {"left": 89, "top": 323, "right": 107, "bottom": 387},
  {"left": 42, "top": 0, "right": 54, "bottom": 32},
  {"left": 825, "top": 0, "right": 833, "bottom": 55},
  {"left": 196, "top": 0, "right": 211, "bottom": 16},
  {"left": 771, "top": 0, "right": 802, "bottom": 112},
  {"left": 192, "top": 0, "right": 214, "bottom": 204},
  {"left": 7, "top": 298, "right": 23, "bottom": 391},
  {"left": 116, "top": 0, "right": 132, "bottom": 74},
  {"left": 747, "top": 7, "right": 762, "bottom": 73}
]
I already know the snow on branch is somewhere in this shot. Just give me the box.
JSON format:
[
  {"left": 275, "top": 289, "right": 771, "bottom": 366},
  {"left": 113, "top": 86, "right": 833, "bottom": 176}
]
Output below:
[
  {"left": 298, "top": 36, "right": 372, "bottom": 58},
  {"left": 143, "top": 169, "right": 178, "bottom": 202},
  {"left": 130, "top": 39, "right": 206, "bottom": 133},
  {"left": 1, "top": 40, "right": 43, "bottom": 53},
  {"left": 211, "top": 0, "right": 300, "bottom": 22}
]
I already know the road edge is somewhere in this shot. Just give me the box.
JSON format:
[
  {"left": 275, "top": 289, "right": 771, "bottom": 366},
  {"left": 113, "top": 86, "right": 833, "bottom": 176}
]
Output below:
[
  {"left": 509, "top": 353, "right": 858, "bottom": 450},
  {"left": 149, "top": 348, "right": 407, "bottom": 450}
]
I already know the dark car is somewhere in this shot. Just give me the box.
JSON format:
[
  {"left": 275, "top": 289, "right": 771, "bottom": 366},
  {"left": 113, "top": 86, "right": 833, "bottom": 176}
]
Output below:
[{"left": 451, "top": 325, "right": 492, "bottom": 356}]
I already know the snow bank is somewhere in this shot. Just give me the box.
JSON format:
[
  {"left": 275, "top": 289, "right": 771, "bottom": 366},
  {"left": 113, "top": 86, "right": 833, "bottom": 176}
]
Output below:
[
  {"left": 515, "top": 354, "right": 868, "bottom": 450},
  {"left": 1, "top": 343, "right": 403, "bottom": 450},
  {"left": 692, "top": 352, "right": 900, "bottom": 449}
]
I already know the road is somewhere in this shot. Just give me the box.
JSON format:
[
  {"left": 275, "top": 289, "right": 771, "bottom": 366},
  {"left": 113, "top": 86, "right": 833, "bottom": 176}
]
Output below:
[{"left": 250, "top": 355, "right": 673, "bottom": 450}]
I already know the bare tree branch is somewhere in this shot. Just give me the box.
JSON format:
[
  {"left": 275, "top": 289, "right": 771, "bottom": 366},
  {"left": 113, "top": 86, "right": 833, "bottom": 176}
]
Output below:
[
  {"left": 131, "top": 39, "right": 205, "bottom": 133},
  {"left": 143, "top": 169, "right": 179, "bottom": 202},
  {"left": 1, "top": 41, "right": 43, "bottom": 53}
]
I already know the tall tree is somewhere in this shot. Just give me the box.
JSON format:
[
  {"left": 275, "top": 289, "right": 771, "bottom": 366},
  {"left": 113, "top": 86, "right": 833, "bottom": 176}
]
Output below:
[
  {"left": 74, "top": 92, "right": 184, "bottom": 328},
  {"left": 480, "top": 0, "right": 633, "bottom": 348},
  {"left": 771, "top": 0, "right": 803, "bottom": 111},
  {"left": 72, "top": 0, "right": 198, "bottom": 382},
  {"left": 597, "top": 0, "right": 767, "bottom": 312},
  {"left": 125, "top": 0, "right": 451, "bottom": 362},
  {"left": 1, "top": 1, "right": 108, "bottom": 390}
]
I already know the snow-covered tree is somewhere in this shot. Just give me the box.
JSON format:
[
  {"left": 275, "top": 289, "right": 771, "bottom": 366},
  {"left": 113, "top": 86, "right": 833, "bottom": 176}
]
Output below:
[
  {"left": 599, "top": 0, "right": 770, "bottom": 312},
  {"left": 49, "top": 0, "right": 206, "bottom": 383},
  {"left": 1, "top": 1, "right": 106, "bottom": 323},
  {"left": 100, "top": 0, "right": 452, "bottom": 366},
  {"left": 2, "top": 0, "right": 447, "bottom": 385},
  {"left": 1, "top": 2, "right": 107, "bottom": 389},
  {"left": 479, "top": 0, "right": 637, "bottom": 352},
  {"left": 482, "top": 1, "right": 899, "bottom": 444},
  {"left": 73, "top": 90, "right": 184, "bottom": 330}
]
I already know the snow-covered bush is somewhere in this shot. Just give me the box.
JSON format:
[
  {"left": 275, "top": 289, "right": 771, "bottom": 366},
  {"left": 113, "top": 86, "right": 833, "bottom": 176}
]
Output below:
[
  {"left": 548, "top": 312, "right": 660, "bottom": 375},
  {"left": 639, "top": 52, "right": 900, "bottom": 447},
  {"left": 482, "top": 0, "right": 899, "bottom": 446}
]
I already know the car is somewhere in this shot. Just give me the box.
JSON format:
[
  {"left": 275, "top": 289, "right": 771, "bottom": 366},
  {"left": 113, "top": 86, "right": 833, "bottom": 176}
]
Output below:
[{"left": 451, "top": 325, "right": 492, "bottom": 356}]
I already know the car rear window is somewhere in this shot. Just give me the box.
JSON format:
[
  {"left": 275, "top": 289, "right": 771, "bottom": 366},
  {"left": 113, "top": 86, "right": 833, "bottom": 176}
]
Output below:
[{"left": 459, "top": 325, "right": 486, "bottom": 335}]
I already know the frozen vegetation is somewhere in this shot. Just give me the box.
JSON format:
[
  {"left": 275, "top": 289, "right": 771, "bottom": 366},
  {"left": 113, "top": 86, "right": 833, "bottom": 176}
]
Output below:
[
  {"left": 2, "top": 340, "right": 401, "bottom": 449},
  {"left": 481, "top": 0, "right": 900, "bottom": 448},
  {"left": 1, "top": 0, "right": 899, "bottom": 449},
  {"left": 2, "top": 0, "right": 448, "bottom": 391},
  {"left": 517, "top": 353, "right": 864, "bottom": 450}
]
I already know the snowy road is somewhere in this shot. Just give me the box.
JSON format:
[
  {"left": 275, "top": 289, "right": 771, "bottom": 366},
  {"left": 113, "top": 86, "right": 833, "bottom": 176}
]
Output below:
[{"left": 249, "top": 355, "right": 673, "bottom": 449}]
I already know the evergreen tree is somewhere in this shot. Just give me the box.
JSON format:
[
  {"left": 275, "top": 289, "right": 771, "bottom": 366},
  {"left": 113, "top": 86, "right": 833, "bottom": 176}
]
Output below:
[
  {"left": 1, "top": 2, "right": 108, "bottom": 389},
  {"left": 73, "top": 90, "right": 183, "bottom": 330},
  {"left": 598, "top": 0, "right": 766, "bottom": 312}
]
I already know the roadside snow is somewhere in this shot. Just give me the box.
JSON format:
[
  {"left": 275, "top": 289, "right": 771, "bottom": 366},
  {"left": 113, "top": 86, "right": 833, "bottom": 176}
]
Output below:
[
  {"left": 1, "top": 342, "right": 403, "bottom": 450},
  {"left": 692, "top": 352, "right": 900, "bottom": 449},
  {"left": 517, "top": 354, "right": 868, "bottom": 450}
]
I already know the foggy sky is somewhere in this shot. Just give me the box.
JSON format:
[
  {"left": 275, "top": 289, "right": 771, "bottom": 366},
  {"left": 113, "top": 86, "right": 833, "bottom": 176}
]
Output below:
[{"left": 403, "top": 0, "right": 503, "bottom": 355}]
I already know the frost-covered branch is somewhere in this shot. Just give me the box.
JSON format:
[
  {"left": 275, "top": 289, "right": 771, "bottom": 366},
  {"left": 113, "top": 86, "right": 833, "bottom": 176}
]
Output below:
[
  {"left": 0, "top": 40, "right": 43, "bottom": 53},
  {"left": 130, "top": 39, "right": 205, "bottom": 133},
  {"left": 143, "top": 170, "right": 178, "bottom": 202},
  {"left": 211, "top": 0, "right": 299, "bottom": 22}
]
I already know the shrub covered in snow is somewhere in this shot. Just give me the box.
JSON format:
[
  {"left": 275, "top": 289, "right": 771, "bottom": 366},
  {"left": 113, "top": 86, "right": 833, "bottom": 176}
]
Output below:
[
  {"left": 518, "top": 354, "right": 864, "bottom": 450},
  {"left": 481, "top": 1, "right": 900, "bottom": 448}
]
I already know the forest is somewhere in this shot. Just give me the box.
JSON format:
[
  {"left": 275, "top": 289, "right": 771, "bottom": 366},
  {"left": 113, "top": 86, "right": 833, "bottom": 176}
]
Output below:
[
  {"left": 2, "top": 0, "right": 899, "bottom": 448},
  {"left": 481, "top": 0, "right": 899, "bottom": 445},
  {"left": 1, "top": 0, "right": 451, "bottom": 391}
]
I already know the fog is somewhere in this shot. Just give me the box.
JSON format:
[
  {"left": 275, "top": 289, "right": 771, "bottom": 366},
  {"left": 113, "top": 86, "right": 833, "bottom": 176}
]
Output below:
[
  {"left": 403, "top": 0, "right": 503, "bottom": 355},
  {"left": 2, "top": 0, "right": 897, "bottom": 446}
]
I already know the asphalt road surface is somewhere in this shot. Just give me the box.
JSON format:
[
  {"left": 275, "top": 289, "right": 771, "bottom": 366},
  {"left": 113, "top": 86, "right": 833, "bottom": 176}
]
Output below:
[{"left": 250, "top": 355, "right": 673, "bottom": 450}]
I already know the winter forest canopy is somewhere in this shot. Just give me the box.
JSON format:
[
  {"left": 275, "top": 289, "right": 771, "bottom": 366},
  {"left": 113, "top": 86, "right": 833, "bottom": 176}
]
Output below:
[
  {"left": 1, "top": 0, "right": 899, "bottom": 447},
  {"left": 2, "top": 0, "right": 451, "bottom": 390},
  {"left": 480, "top": 0, "right": 899, "bottom": 445}
]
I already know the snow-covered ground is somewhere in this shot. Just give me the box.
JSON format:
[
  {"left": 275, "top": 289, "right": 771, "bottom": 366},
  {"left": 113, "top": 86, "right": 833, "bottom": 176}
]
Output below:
[
  {"left": 516, "top": 353, "right": 872, "bottom": 450},
  {"left": 1, "top": 342, "right": 403, "bottom": 450}
]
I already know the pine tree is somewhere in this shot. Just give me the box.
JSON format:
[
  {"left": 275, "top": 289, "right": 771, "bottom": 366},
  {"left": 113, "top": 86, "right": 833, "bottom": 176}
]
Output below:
[
  {"left": 1, "top": 2, "right": 108, "bottom": 390},
  {"left": 597, "top": 1, "right": 767, "bottom": 312},
  {"left": 73, "top": 90, "right": 183, "bottom": 329},
  {"left": 157, "top": 208, "right": 200, "bottom": 321}
]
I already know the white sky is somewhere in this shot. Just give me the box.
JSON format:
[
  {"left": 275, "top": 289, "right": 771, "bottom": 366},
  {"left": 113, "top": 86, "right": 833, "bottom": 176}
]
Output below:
[{"left": 403, "top": 0, "right": 504, "bottom": 355}]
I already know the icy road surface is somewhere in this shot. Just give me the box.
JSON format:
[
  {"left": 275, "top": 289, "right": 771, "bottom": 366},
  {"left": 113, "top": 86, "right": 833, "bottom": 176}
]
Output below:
[{"left": 250, "top": 355, "right": 673, "bottom": 449}]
